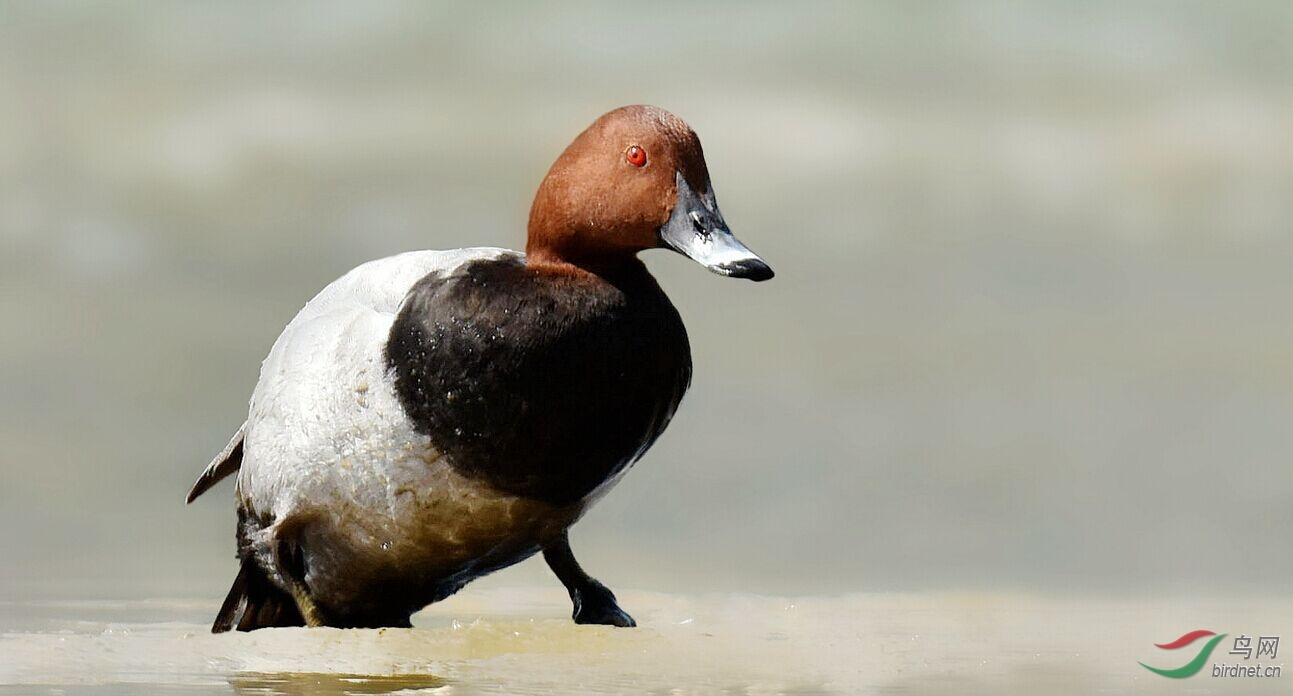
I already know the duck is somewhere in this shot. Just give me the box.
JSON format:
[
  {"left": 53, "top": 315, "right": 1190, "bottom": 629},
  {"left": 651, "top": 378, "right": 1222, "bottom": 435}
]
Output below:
[{"left": 185, "top": 105, "right": 773, "bottom": 632}]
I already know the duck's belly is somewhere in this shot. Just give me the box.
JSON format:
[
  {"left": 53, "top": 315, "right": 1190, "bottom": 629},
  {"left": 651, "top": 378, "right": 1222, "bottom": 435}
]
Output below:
[
  {"left": 241, "top": 416, "right": 581, "bottom": 618},
  {"left": 292, "top": 443, "right": 582, "bottom": 618},
  {"left": 244, "top": 420, "right": 583, "bottom": 621}
]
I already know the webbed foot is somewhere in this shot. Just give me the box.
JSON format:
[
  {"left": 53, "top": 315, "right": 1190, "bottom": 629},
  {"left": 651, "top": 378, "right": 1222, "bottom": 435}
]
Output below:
[
  {"left": 543, "top": 531, "right": 636, "bottom": 628},
  {"left": 570, "top": 579, "right": 636, "bottom": 627}
]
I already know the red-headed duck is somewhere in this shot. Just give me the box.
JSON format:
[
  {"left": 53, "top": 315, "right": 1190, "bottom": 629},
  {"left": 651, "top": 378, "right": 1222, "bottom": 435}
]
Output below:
[{"left": 186, "top": 105, "right": 772, "bottom": 631}]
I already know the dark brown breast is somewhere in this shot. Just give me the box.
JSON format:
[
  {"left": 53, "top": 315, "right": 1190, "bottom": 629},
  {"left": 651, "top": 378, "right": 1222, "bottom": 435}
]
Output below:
[{"left": 386, "top": 256, "right": 692, "bottom": 506}]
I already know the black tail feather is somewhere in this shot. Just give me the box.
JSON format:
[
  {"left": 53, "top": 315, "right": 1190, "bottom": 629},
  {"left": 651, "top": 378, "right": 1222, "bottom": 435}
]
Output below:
[
  {"left": 212, "top": 559, "right": 305, "bottom": 633},
  {"left": 187, "top": 423, "right": 245, "bottom": 504}
]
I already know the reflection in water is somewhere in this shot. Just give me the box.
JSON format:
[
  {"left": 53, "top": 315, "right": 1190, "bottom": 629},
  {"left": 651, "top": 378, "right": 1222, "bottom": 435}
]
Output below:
[{"left": 231, "top": 672, "right": 446, "bottom": 696}]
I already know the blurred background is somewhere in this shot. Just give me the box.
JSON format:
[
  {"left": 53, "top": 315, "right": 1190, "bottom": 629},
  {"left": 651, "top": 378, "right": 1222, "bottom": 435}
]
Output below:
[{"left": 2, "top": 1, "right": 1291, "bottom": 604}]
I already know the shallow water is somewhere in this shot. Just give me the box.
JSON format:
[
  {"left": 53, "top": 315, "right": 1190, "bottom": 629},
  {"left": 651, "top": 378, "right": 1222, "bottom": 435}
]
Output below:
[{"left": 2, "top": 588, "right": 1287, "bottom": 694}]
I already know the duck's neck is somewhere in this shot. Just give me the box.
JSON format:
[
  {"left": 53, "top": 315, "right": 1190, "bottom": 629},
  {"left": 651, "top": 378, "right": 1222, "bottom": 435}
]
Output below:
[{"left": 524, "top": 245, "right": 649, "bottom": 285}]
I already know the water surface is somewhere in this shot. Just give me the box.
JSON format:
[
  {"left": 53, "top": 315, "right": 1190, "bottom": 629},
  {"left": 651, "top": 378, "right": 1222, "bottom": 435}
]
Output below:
[{"left": 3, "top": 588, "right": 1288, "bottom": 694}]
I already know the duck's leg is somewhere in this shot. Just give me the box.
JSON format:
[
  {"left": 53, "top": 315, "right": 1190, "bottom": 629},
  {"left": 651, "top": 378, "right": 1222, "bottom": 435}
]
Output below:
[
  {"left": 270, "top": 533, "right": 329, "bottom": 627},
  {"left": 543, "top": 531, "right": 636, "bottom": 627}
]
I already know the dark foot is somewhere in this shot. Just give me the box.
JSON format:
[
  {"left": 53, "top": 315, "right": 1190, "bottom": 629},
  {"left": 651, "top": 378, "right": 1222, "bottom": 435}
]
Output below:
[
  {"left": 571, "top": 579, "right": 636, "bottom": 627},
  {"left": 272, "top": 534, "right": 328, "bottom": 627},
  {"left": 543, "top": 531, "right": 636, "bottom": 628}
]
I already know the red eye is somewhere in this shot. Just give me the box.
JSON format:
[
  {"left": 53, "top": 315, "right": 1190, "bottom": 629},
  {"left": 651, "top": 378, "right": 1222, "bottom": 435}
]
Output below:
[{"left": 625, "top": 145, "right": 647, "bottom": 167}]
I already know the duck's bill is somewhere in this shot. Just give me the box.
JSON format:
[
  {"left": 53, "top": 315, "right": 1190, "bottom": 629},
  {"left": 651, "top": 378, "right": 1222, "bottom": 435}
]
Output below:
[{"left": 659, "top": 172, "right": 774, "bottom": 282}]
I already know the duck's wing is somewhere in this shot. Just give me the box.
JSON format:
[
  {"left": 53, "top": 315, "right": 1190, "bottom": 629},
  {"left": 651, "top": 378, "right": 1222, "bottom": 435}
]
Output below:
[
  {"left": 187, "top": 247, "right": 518, "bottom": 506},
  {"left": 186, "top": 422, "right": 245, "bottom": 503}
]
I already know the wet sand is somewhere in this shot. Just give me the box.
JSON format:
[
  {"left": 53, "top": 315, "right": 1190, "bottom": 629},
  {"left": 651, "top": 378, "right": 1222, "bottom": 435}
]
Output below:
[{"left": 2, "top": 587, "right": 1287, "bottom": 694}]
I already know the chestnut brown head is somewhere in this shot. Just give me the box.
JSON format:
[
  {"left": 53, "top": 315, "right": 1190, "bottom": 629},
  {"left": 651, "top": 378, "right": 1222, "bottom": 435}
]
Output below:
[{"left": 526, "top": 105, "right": 772, "bottom": 281}]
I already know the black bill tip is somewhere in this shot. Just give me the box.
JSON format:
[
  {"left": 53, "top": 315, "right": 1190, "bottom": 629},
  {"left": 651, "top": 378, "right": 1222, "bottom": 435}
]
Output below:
[{"left": 718, "top": 258, "right": 775, "bottom": 282}]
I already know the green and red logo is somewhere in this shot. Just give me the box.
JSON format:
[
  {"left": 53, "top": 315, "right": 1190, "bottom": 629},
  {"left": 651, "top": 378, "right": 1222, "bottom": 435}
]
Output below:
[{"left": 1140, "top": 630, "right": 1227, "bottom": 678}]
